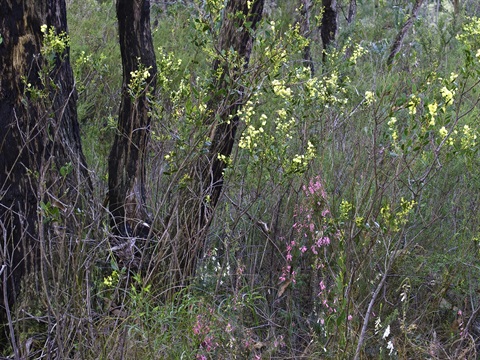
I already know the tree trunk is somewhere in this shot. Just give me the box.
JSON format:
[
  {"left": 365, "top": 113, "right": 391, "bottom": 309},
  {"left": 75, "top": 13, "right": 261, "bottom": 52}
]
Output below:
[
  {"left": 107, "top": 0, "right": 156, "bottom": 266},
  {"left": 154, "top": 0, "right": 265, "bottom": 295},
  {"left": 0, "top": 0, "right": 90, "bottom": 349},
  {"left": 453, "top": 0, "right": 460, "bottom": 15},
  {"left": 299, "top": 0, "right": 315, "bottom": 75},
  {"left": 321, "top": 0, "right": 338, "bottom": 62},
  {"left": 387, "top": 0, "right": 424, "bottom": 66},
  {"left": 347, "top": 0, "right": 357, "bottom": 25}
]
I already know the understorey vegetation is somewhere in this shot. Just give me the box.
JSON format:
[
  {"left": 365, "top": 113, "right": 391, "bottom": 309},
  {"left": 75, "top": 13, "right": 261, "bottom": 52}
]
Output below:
[{"left": 1, "top": 0, "right": 480, "bottom": 358}]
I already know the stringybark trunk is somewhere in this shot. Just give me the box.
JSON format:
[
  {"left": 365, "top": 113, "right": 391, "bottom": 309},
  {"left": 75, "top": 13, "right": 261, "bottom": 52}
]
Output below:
[
  {"left": 321, "top": 0, "right": 337, "bottom": 62},
  {"left": 155, "top": 0, "right": 265, "bottom": 294},
  {"left": 0, "top": 0, "right": 90, "bottom": 349},
  {"left": 108, "top": 0, "right": 156, "bottom": 267}
]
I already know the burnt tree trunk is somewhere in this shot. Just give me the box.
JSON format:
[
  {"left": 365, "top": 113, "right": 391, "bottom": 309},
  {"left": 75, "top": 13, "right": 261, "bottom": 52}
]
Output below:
[
  {"left": 321, "top": 0, "right": 337, "bottom": 62},
  {"left": 0, "top": 0, "right": 90, "bottom": 349},
  {"left": 154, "top": 0, "right": 265, "bottom": 294},
  {"left": 387, "top": 0, "right": 424, "bottom": 66},
  {"left": 108, "top": 0, "right": 156, "bottom": 265}
]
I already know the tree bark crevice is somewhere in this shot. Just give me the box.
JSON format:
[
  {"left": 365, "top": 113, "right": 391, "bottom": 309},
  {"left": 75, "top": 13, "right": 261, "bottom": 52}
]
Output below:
[{"left": 108, "top": 0, "right": 157, "bottom": 253}]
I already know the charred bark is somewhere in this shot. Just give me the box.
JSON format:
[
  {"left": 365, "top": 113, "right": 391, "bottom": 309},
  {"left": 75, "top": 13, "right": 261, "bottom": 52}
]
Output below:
[
  {"left": 107, "top": 0, "right": 156, "bottom": 266},
  {"left": 0, "top": 0, "right": 90, "bottom": 349},
  {"left": 155, "top": 0, "right": 265, "bottom": 294},
  {"left": 321, "top": 0, "right": 338, "bottom": 62}
]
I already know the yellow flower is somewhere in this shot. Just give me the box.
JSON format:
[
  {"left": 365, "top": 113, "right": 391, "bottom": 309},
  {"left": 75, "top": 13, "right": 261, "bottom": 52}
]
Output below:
[
  {"left": 407, "top": 95, "right": 419, "bottom": 115},
  {"left": 365, "top": 91, "right": 375, "bottom": 105},
  {"left": 40, "top": 24, "right": 48, "bottom": 33},
  {"left": 440, "top": 87, "right": 454, "bottom": 106},
  {"left": 427, "top": 102, "right": 438, "bottom": 117},
  {"left": 439, "top": 126, "right": 448, "bottom": 138}
]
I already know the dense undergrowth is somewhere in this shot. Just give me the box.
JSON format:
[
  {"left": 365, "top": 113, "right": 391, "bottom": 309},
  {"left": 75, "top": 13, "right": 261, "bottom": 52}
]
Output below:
[{"left": 4, "top": 0, "right": 480, "bottom": 358}]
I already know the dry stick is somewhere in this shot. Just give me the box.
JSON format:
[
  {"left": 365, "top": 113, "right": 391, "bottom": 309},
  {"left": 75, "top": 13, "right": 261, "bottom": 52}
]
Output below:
[
  {"left": 353, "top": 266, "right": 389, "bottom": 360},
  {"left": 386, "top": 0, "right": 424, "bottom": 66},
  {"left": 1, "top": 220, "right": 20, "bottom": 360}
]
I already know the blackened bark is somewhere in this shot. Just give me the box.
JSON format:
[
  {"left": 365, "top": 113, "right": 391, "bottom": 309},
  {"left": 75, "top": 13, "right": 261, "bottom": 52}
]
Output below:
[
  {"left": 387, "top": 0, "right": 424, "bottom": 66},
  {"left": 108, "top": 0, "right": 156, "bottom": 264},
  {"left": 157, "top": 0, "right": 265, "bottom": 294},
  {"left": 321, "top": 0, "right": 337, "bottom": 62},
  {"left": 0, "top": 0, "right": 90, "bottom": 349}
]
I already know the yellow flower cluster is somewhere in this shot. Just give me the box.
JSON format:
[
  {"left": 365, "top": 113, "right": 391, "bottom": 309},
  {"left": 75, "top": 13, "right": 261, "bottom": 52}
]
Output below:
[
  {"left": 364, "top": 91, "right": 375, "bottom": 105},
  {"left": 340, "top": 200, "right": 353, "bottom": 220},
  {"left": 272, "top": 79, "right": 293, "bottom": 99},
  {"left": 238, "top": 102, "right": 269, "bottom": 151},
  {"left": 156, "top": 49, "right": 182, "bottom": 89},
  {"left": 440, "top": 86, "right": 455, "bottom": 107},
  {"left": 128, "top": 63, "right": 153, "bottom": 96},
  {"left": 388, "top": 117, "right": 398, "bottom": 142},
  {"left": 439, "top": 126, "right": 448, "bottom": 139},
  {"left": 461, "top": 124, "right": 477, "bottom": 149},
  {"left": 350, "top": 44, "right": 368, "bottom": 65},
  {"left": 380, "top": 198, "right": 416, "bottom": 233},
  {"left": 407, "top": 95, "right": 419, "bottom": 115},
  {"left": 103, "top": 270, "right": 119, "bottom": 288},
  {"left": 40, "top": 24, "right": 70, "bottom": 59},
  {"left": 426, "top": 102, "right": 437, "bottom": 126},
  {"left": 288, "top": 141, "right": 316, "bottom": 173}
]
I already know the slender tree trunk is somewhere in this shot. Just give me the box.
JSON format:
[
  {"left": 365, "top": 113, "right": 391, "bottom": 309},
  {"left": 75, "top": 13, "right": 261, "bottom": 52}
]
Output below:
[
  {"left": 299, "top": 0, "right": 315, "bottom": 75},
  {"left": 387, "top": 0, "right": 424, "bottom": 66},
  {"left": 453, "top": 0, "right": 460, "bottom": 15},
  {"left": 321, "top": 0, "right": 338, "bottom": 62},
  {"left": 0, "top": 0, "right": 90, "bottom": 349},
  {"left": 154, "top": 0, "right": 265, "bottom": 295},
  {"left": 108, "top": 0, "right": 156, "bottom": 266},
  {"left": 347, "top": 0, "right": 357, "bottom": 24}
]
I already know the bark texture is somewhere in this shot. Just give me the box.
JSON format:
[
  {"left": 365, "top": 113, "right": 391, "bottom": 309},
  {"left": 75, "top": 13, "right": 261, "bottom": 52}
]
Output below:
[
  {"left": 387, "top": 0, "right": 424, "bottom": 66},
  {"left": 321, "top": 0, "right": 338, "bottom": 62},
  {"left": 347, "top": 0, "right": 357, "bottom": 25},
  {"left": 0, "top": 0, "right": 90, "bottom": 348},
  {"left": 155, "top": 0, "right": 265, "bottom": 294},
  {"left": 108, "top": 0, "right": 156, "bottom": 264},
  {"left": 300, "top": 0, "right": 315, "bottom": 75}
]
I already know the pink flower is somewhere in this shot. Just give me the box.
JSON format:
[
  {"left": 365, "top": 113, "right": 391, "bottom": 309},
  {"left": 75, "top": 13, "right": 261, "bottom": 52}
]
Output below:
[{"left": 319, "top": 280, "right": 326, "bottom": 291}]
